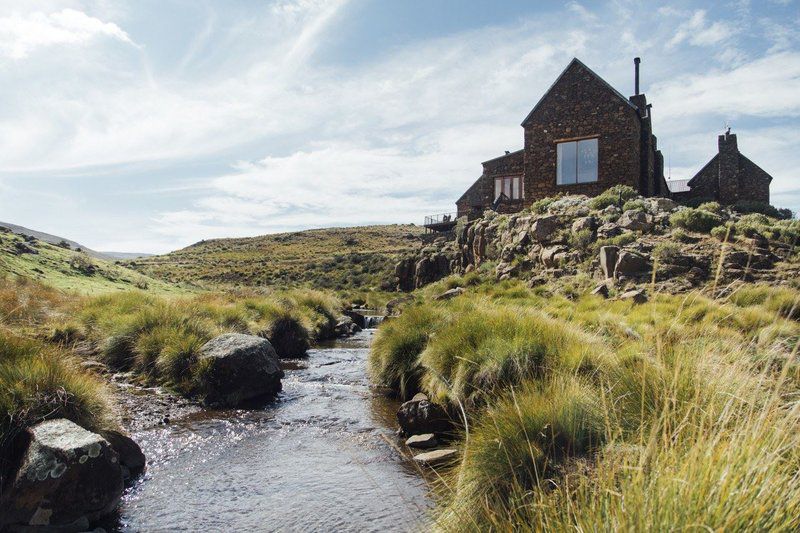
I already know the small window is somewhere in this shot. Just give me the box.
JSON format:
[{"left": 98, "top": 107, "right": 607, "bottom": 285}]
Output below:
[
  {"left": 557, "top": 138, "right": 598, "bottom": 185},
  {"left": 494, "top": 176, "right": 523, "bottom": 200}
]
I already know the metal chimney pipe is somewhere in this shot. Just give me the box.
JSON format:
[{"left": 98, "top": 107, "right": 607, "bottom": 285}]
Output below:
[{"left": 634, "top": 57, "right": 641, "bottom": 95}]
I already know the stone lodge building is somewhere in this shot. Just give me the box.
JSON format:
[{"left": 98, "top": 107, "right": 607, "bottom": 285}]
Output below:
[{"left": 448, "top": 58, "right": 774, "bottom": 222}]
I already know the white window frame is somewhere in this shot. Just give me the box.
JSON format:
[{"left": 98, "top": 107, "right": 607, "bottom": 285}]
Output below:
[{"left": 494, "top": 176, "right": 523, "bottom": 201}]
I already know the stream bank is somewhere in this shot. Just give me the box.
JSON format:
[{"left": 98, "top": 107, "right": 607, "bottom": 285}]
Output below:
[{"left": 104, "top": 330, "right": 431, "bottom": 532}]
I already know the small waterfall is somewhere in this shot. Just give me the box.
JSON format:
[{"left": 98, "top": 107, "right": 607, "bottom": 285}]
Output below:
[{"left": 362, "top": 315, "right": 385, "bottom": 329}]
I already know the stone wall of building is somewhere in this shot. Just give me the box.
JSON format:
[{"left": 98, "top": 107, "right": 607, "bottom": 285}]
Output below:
[
  {"left": 521, "top": 61, "right": 643, "bottom": 202},
  {"left": 737, "top": 155, "right": 771, "bottom": 204}
]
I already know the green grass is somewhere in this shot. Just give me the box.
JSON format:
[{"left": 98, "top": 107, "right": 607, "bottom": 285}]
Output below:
[
  {"left": 669, "top": 207, "right": 724, "bottom": 233},
  {"left": 370, "top": 278, "right": 800, "bottom": 531},
  {"left": 126, "top": 224, "right": 425, "bottom": 291},
  {"left": 0, "top": 332, "right": 115, "bottom": 485},
  {"left": 0, "top": 231, "right": 183, "bottom": 295}
]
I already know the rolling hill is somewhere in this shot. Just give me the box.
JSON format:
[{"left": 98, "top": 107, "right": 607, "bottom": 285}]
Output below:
[
  {"left": 126, "top": 224, "right": 427, "bottom": 290},
  {"left": 0, "top": 226, "right": 184, "bottom": 295}
]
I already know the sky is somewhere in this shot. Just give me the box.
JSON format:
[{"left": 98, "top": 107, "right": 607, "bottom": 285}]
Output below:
[{"left": 0, "top": 0, "right": 798, "bottom": 253}]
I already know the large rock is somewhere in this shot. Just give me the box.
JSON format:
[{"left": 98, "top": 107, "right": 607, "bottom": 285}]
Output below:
[
  {"left": 541, "top": 245, "right": 568, "bottom": 268},
  {"left": 435, "top": 287, "right": 465, "bottom": 301},
  {"left": 599, "top": 246, "right": 619, "bottom": 279},
  {"left": 529, "top": 215, "right": 560, "bottom": 242},
  {"left": 0, "top": 419, "right": 124, "bottom": 531},
  {"left": 264, "top": 316, "right": 310, "bottom": 357},
  {"left": 647, "top": 197, "right": 678, "bottom": 213},
  {"left": 571, "top": 216, "right": 596, "bottom": 234},
  {"left": 101, "top": 430, "right": 146, "bottom": 480},
  {"left": 617, "top": 210, "right": 653, "bottom": 232},
  {"left": 397, "top": 399, "right": 452, "bottom": 437},
  {"left": 614, "top": 251, "right": 650, "bottom": 278},
  {"left": 196, "top": 333, "right": 284, "bottom": 407}
]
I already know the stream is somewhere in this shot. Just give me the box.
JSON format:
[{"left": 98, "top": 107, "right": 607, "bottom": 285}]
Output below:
[{"left": 107, "top": 330, "right": 432, "bottom": 532}]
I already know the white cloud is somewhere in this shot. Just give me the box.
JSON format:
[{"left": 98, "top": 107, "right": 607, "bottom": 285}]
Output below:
[
  {"left": 652, "top": 51, "right": 800, "bottom": 119},
  {"left": 0, "top": 8, "right": 133, "bottom": 59},
  {"left": 668, "top": 10, "right": 733, "bottom": 48}
]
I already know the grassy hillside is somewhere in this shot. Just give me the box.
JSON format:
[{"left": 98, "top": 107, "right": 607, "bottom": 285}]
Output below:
[
  {"left": 127, "top": 224, "right": 426, "bottom": 290},
  {"left": 0, "top": 228, "right": 184, "bottom": 295}
]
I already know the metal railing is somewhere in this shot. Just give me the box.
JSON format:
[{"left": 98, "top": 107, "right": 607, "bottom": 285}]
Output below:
[{"left": 424, "top": 212, "right": 458, "bottom": 227}]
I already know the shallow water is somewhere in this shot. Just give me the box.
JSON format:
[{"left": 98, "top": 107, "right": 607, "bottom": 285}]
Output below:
[{"left": 109, "top": 330, "right": 431, "bottom": 532}]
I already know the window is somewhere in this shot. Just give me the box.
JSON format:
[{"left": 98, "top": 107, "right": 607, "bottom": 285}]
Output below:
[
  {"left": 494, "top": 176, "right": 523, "bottom": 201},
  {"left": 557, "top": 138, "right": 598, "bottom": 185}
]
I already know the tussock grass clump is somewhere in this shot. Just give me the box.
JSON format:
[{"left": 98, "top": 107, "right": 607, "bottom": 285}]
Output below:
[
  {"left": 729, "top": 284, "right": 800, "bottom": 320},
  {"left": 369, "top": 304, "right": 441, "bottom": 399},
  {"left": 419, "top": 303, "right": 606, "bottom": 406},
  {"left": 76, "top": 288, "right": 343, "bottom": 395},
  {"left": 0, "top": 332, "right": 114, "bottom": 484}
]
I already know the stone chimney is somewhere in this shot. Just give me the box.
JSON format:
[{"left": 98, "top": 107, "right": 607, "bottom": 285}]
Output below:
[{"left": 717, "top": 129, "right": 739, "bottom": 204}]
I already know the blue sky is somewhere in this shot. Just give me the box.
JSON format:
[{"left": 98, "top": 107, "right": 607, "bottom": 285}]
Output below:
[{"left": 0, "top": 0, "right": 798, "bottom": 253}]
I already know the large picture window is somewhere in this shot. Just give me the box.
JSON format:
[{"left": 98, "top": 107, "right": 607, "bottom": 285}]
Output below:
[
  {"left": 557, "top": 138, "right": 598, "bottom": 185},
  {"left": 494, "top": 176, "right": 523, "bottom": 201}
]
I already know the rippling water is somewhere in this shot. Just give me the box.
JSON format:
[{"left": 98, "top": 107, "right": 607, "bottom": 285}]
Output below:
[{"left": 109, "top": 331, "right": 431, "bottom": 532}]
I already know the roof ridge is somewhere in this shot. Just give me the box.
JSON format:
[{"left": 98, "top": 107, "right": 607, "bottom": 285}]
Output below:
[{"left": 521, "top": 58, "right": 639, "bottom": 127}]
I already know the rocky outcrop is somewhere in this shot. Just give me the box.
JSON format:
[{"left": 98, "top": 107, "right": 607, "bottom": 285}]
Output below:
[
  {"left": 196, "top": 333, "right": 284, "bottom": 407},
  {"left": 0, "top": 419, "right": 124, "bottom": 531},
  {"left": 391, "top": 193, "right": 791, "bottom": 294},
  {"left": 396, "top": 398, "right": 452, "bottom": 437}
]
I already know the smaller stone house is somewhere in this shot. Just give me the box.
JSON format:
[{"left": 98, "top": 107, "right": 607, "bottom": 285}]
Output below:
[{"left": 670, "top": 130, "right": 772, "bottom": 205}]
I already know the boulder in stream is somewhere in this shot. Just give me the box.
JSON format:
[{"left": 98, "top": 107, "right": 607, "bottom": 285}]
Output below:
[
  {"left": 196, "top": 333, "right": 284, "bottom": 407},
  {"left": 397, "top": 398, "right": 452, "bottom": 437},
  {"left": 0, "top": 419, "right": 124, "bottom": 531}
]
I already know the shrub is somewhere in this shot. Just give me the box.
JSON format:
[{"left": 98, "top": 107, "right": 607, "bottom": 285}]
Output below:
[
  {"left": 669, "top": 208, "right": 724, "bottom": 233},
  {"left": 69, "top": 254, "right": 97, "bottom": 275},
  {"left": 698, "top": 201, "right": 723, "bottom": 215},
  {"left": 528, "top": 195, "right": 558, "bottom": 215},
  {"left": 652, "top": 241, "right": 682, "bottom": 264},
  {"left": 710, "top": 223, "right": 735, "bottom": 242},
  {"left": 588, "top": 185, "right": 639, "bottom": 210},
  {"left": 622, "top": 199, "right": 646, "bottom": 212},
  {"left": 568, "top": 229, "right": 595, "bottom": 254}
]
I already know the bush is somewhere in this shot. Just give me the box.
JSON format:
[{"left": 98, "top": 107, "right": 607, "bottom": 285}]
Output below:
[
  {"left": 669, "top": 208, "right": 724, "bottom": 233},
  {"left": 528, "top": 195, "right": 559, "bottom": 215},
  {"left": 652, "top": 241, "right": 682, "bottom": 263},
  {"left": 588, "top": 185, "right": 639, "bottom": 210},
  {"left": 568, "top": 229, "right": 595, "bottom": 254},
  {"left": 710, "top": 223, "right": 735, "bottom": 242},
  {"left": 622, "top": 199, "right": 646, "bottom": 212},
  {"left": 698, "top": 201, "right": 723, "bottom": 215}
]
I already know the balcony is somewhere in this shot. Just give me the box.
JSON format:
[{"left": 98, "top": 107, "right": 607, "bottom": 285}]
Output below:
[{"left": 423, "top": 212, "right": 457, "bottom": 233}]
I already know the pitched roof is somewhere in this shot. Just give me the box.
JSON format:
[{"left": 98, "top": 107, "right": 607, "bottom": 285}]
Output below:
[
  {"left": 481, "top": 148, "right": 523, "bottom": 166},
  {"left": 457, "top": 176, "right": 484, "bottom": 204},
  {"left": 687, "top": 154, "right": 718, "bottom": 187},
  {"left": 521, "top": 58, "right": 639, "bottom": 127}
]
